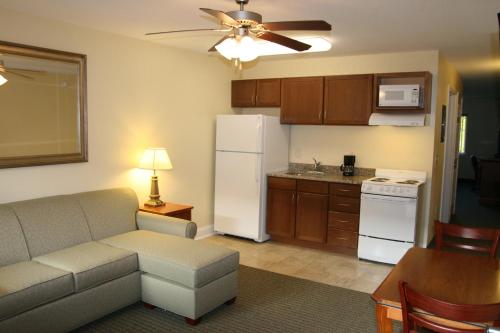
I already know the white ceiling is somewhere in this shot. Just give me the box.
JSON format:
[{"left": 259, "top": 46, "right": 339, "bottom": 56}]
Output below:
[{"left": 1, "top": 0, "right": 500, "bottom": 74}]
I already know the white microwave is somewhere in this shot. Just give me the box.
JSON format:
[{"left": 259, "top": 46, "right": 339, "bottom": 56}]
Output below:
[{"left": 378, "top": 84, "right": 422, "bottom": 107}]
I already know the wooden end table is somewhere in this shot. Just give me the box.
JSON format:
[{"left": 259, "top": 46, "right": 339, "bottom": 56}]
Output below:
[
  {"left": 139, "top": 202, "right": 193, "bottom": 221},
  {"left": 371, "top": 247, "right": 500, "bottom": 332}
]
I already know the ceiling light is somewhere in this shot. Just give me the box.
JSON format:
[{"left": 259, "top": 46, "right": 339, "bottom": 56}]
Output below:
[
  {"left": 215, "top": 36, "right": 331, "bottom": 63},
  {"left": 215, "top": 36, "right": 258, "bottom": 62},
  {"left": 0, "top": 74, "right": 7, "bottom": 86}
]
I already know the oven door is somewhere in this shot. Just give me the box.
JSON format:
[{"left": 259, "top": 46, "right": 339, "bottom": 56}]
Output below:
[{"left": 359, "top": 193, "right": 417, "bottom": 242}]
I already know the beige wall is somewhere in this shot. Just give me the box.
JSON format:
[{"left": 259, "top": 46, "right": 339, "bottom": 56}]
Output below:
[
  {"left": 238, "top": 51, "right": 441, "bottom": 246},
  {"left": 0, "top": 8, "right": 232, "bottom": 229},
  {"left": 428, "top": 55, "right": 463, "bottom": 240}
]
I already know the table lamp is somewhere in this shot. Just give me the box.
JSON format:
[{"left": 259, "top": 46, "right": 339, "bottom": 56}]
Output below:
[{"left": 139, "top": 148, "right": 173, "bottom": 207}]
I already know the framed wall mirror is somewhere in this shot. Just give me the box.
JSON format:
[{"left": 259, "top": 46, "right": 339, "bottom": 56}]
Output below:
[{"left": 0, "top": 41, "right": 87, "bottom": 168}]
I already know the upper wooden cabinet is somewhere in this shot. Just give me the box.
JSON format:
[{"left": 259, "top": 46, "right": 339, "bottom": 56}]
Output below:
[
  {"left": 231, "top": 71, "right": 432, "bottom": 124},
  {"left": 231, "top": 79, "right": 281, "bottom": 107},
  {"left": 281, "top": 77, "right": 324, "bottom": 125},
  {"left": 373, "top": 71, "right": 432, "bottom": 113},
  {"left": 256, "top": 79, "right": 281, "bottom": 107},
  {"left": 231, "top": 80, "right": 256, "bottom": 107},
  {"left": 323, "top": 74, "right": 373, "bottom": 125}
]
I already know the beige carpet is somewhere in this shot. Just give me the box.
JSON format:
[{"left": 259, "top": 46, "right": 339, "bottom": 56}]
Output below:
[{"left": 75, "top": 265, "right": 399, "bottom": 332}]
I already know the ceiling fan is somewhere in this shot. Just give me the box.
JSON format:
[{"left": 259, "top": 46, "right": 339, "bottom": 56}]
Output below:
[
  {"left": 0, "top": 60, "right": 37, "bottom": 86},
  {"left": 146, "top": 0, "right": 332, "bottom": 63}
]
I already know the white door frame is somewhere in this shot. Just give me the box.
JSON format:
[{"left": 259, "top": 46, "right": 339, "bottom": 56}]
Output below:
[{"left": 439, "top": 88, "right": 461, "bottom": 223}]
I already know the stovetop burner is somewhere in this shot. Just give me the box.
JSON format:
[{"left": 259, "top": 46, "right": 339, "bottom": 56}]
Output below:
[
  {"left": 396, "top": 180, "right": 420, "bottom": 185},
  {"left": 371, "top": 178, "right": 390, "bottom": 182}
]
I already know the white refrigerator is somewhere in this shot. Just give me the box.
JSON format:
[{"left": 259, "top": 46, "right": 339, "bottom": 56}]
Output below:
[{"left": 214, "top": 114, "right": 290, "bottom": 242}]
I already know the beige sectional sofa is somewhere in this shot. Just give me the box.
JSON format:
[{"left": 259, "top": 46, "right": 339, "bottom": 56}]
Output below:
[{"left": 0, "top": 188, "right": 239, "bottom": 332}]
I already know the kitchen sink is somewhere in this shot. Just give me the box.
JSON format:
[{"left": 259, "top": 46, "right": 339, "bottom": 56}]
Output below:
[
  {"left": 284, "top": 170, "right": 325, "bottom": 177},
  {"left": 306, "top": 171, "right": 325, "bottom": 175},
  {"left": 285, "top": 171, "right": 303, "bottom": 176}
]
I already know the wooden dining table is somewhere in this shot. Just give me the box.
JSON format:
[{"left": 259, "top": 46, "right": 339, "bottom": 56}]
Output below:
[{"left": 371, "top": 247, "right": 500, "bottom": 333}]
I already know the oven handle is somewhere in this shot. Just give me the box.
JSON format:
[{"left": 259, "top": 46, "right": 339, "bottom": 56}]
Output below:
[{"left": 361, "top": 193, "right": 416, "bottom": 203}]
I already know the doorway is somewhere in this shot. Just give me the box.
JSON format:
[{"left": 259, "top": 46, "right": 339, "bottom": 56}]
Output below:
[{"left": 439, "top": 89, "right": 461, "bottom": 223}]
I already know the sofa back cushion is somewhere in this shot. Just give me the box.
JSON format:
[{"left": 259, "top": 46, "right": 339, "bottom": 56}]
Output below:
[
  {"left": 0, "top": 205, "right": 30, "bottom": 266},
  {"left": 9, "top": 196, "right": 92, "bottom": 257},
  {"left": 75, "top": 188, "right": 138, "bottom": 240}
]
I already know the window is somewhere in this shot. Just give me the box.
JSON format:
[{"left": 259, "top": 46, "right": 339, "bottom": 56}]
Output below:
[{"left": 458, "top": 115, "right": 468, "bottom": 154}]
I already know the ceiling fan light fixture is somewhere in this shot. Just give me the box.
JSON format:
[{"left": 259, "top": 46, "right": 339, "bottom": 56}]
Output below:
[
  {"left": 215, "top": 38, "right": 238, "bottom": 60},
  {"left": 215, "top": 35, "right": 258, "bottom": 62},
  {"left": 238, "top": 36, "right": 258, "bottom": 62},
  {"left": 0, "top": 74, "right": 7, "bottom": 86}
]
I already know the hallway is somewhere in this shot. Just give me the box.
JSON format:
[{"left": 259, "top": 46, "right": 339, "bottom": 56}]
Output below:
[{"left": 452, "top": 179, "right": 500, "bottom": 229}]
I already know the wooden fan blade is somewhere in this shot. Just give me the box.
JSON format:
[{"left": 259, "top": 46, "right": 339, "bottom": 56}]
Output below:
[
  {"left": 257, "top": 31, "right": 311, "bottom": 51},
  {"left": 208, "top": 35, "right": 230, "bottom": 52},
  {"left": 146, "top": 28, "right": 219, "bottom": 36},
  {"left": 262, "top": 20, "right": 331, "bottom": 31},
  {"left": 199, "top": 8, "right": 239, "bottom": 27}
]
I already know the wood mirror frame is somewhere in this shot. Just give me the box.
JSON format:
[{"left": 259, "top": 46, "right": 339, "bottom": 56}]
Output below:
[{"left": 0, "top": 40, "right": 87, "bottom": 168}]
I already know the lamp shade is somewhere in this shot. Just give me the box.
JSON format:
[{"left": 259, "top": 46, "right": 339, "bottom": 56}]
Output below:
[
  {"left": 0, "top": 74, "right": 7, "bottom": 86},
  {"left": 139, "top": 148, "right": 173, "bottom": 171}
]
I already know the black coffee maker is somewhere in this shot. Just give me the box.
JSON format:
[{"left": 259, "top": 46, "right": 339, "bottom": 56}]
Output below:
[{"left": 340, "top": 155, "right": 355, "bottom": 176}]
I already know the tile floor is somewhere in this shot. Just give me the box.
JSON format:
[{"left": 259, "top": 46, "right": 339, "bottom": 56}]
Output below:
[{"left": 203, "top": 234, "right": 393, "bottom": 294}]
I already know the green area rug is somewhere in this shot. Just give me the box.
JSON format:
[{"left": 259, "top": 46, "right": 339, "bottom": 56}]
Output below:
[{"left": 76, "top": 265, "right": 397, "bottom": 332}]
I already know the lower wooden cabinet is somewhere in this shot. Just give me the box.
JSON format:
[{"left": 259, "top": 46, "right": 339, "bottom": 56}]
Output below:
[
  {"left": 295, "top": 192, "right": 328, "bottom": 243},
  {"left": 266, "top": 188, "right": 296, "bottom": 239},
  {"left": 266, "top": 176, "right": 361, "bottom": 256},
  {"left": 327, "top": 228, "right": 358, "bottom": 249}
]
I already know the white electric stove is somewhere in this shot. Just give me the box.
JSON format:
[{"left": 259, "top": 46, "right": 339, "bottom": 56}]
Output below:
[{"left": 358, "top": 169, "right": 426, "bottom": 264}]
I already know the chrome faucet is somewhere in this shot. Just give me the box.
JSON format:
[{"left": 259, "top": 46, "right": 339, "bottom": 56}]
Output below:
[{"left": 312, "top": 158, "right": 321, "bottom": 171}]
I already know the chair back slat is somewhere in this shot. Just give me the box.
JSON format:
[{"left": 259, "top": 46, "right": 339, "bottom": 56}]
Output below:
[
  {"left": 435, "top": 221, "right": 500, "bottom": 258},
  {"left": 399, "top": 281, "right": 500, "bottom": 333}
]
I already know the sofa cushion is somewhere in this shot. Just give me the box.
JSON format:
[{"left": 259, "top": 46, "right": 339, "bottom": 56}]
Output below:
[
  {"left": 100, "top": 230, "right": 239, "bottom": 289},
  {"left": 9, "top": 195, "right": 92, "bottom": 257},
  {"left": 0, "top": 205, "right": 30, "bottom": 266},
  {"left": 33, "top": 242, "right": 138, "bottom": 292},
  {"left": 75, "top": 188, "right": 139, "bottom": 240},
  {"left": 0, "top": 261, "right": 73, "bottom": 320}
]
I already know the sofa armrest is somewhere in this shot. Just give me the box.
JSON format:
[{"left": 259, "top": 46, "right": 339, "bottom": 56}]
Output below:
[{"left": 136, "top": 211, "right": 197, "bottom": 239}]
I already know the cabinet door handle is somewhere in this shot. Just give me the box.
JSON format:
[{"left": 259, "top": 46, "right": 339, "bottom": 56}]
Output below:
[
  {"left": 337, "top": 220, "right": 350, "bottom": 223},
  {"left": 318, "top": 109, "right": 322, "bottom": 121},
  {"left": 337, "top": 237, "right": 349, "bottom": 241},
  {"left": 338, "top": 189, "right": 351, "bottom": 192},
  {"left": 338, "top": 203, "right": 350, "bottom": 207},
  {"left": 292, "top": 193, "right": 295, "bottom": 203}
]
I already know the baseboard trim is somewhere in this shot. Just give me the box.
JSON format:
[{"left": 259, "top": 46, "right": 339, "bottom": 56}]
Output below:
[{"left": 195, "top": 224, "right": 215, "bottom": 240}]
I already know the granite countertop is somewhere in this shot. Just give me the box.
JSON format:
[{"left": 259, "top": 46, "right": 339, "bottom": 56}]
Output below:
[
  {"left": 267, "top": 170, "right": 371, "bottom": 185},
  {"left": 267, "top": 163, "right": 375, "bottom": 185}
]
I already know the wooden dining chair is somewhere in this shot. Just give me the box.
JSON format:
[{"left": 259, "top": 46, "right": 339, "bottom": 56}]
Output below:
[
  {"left": 434, "top": 220, "right": 500, "bottom": 258},
  {"left": 399, "top": 281, "right": 500, "bottom": 333}
]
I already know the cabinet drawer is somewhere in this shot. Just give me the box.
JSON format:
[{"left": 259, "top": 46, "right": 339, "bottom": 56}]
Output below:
[
  {"left": 329, "top": 196, "right": 360, "bottom": 213},
  {"left": 327, "top": 229, "right": 358, "bottom": 249},
  {"left": 297, "top": 180, "right": 329, "bottom": 194},
  {"left": 268, "top": 177, "right": 296, "bottom": 191},
  {"left": 328, "top": 211, "right": 359, "bottom": 231},
  {"left": 329, "top": 183, "right": 361, "bottom": 198}
]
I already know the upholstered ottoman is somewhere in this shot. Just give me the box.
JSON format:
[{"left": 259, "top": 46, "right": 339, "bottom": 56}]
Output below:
[{"left": 100, "top": 229, "right": 239, "bottom": 324}]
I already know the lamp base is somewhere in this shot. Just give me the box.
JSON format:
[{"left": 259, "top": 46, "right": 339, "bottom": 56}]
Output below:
[
  {"left": 144, "top": 199, "right": 165, "bottom": 207},
  {"left": 144, "top": 174, "right": 165, "bottom": 207}
]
